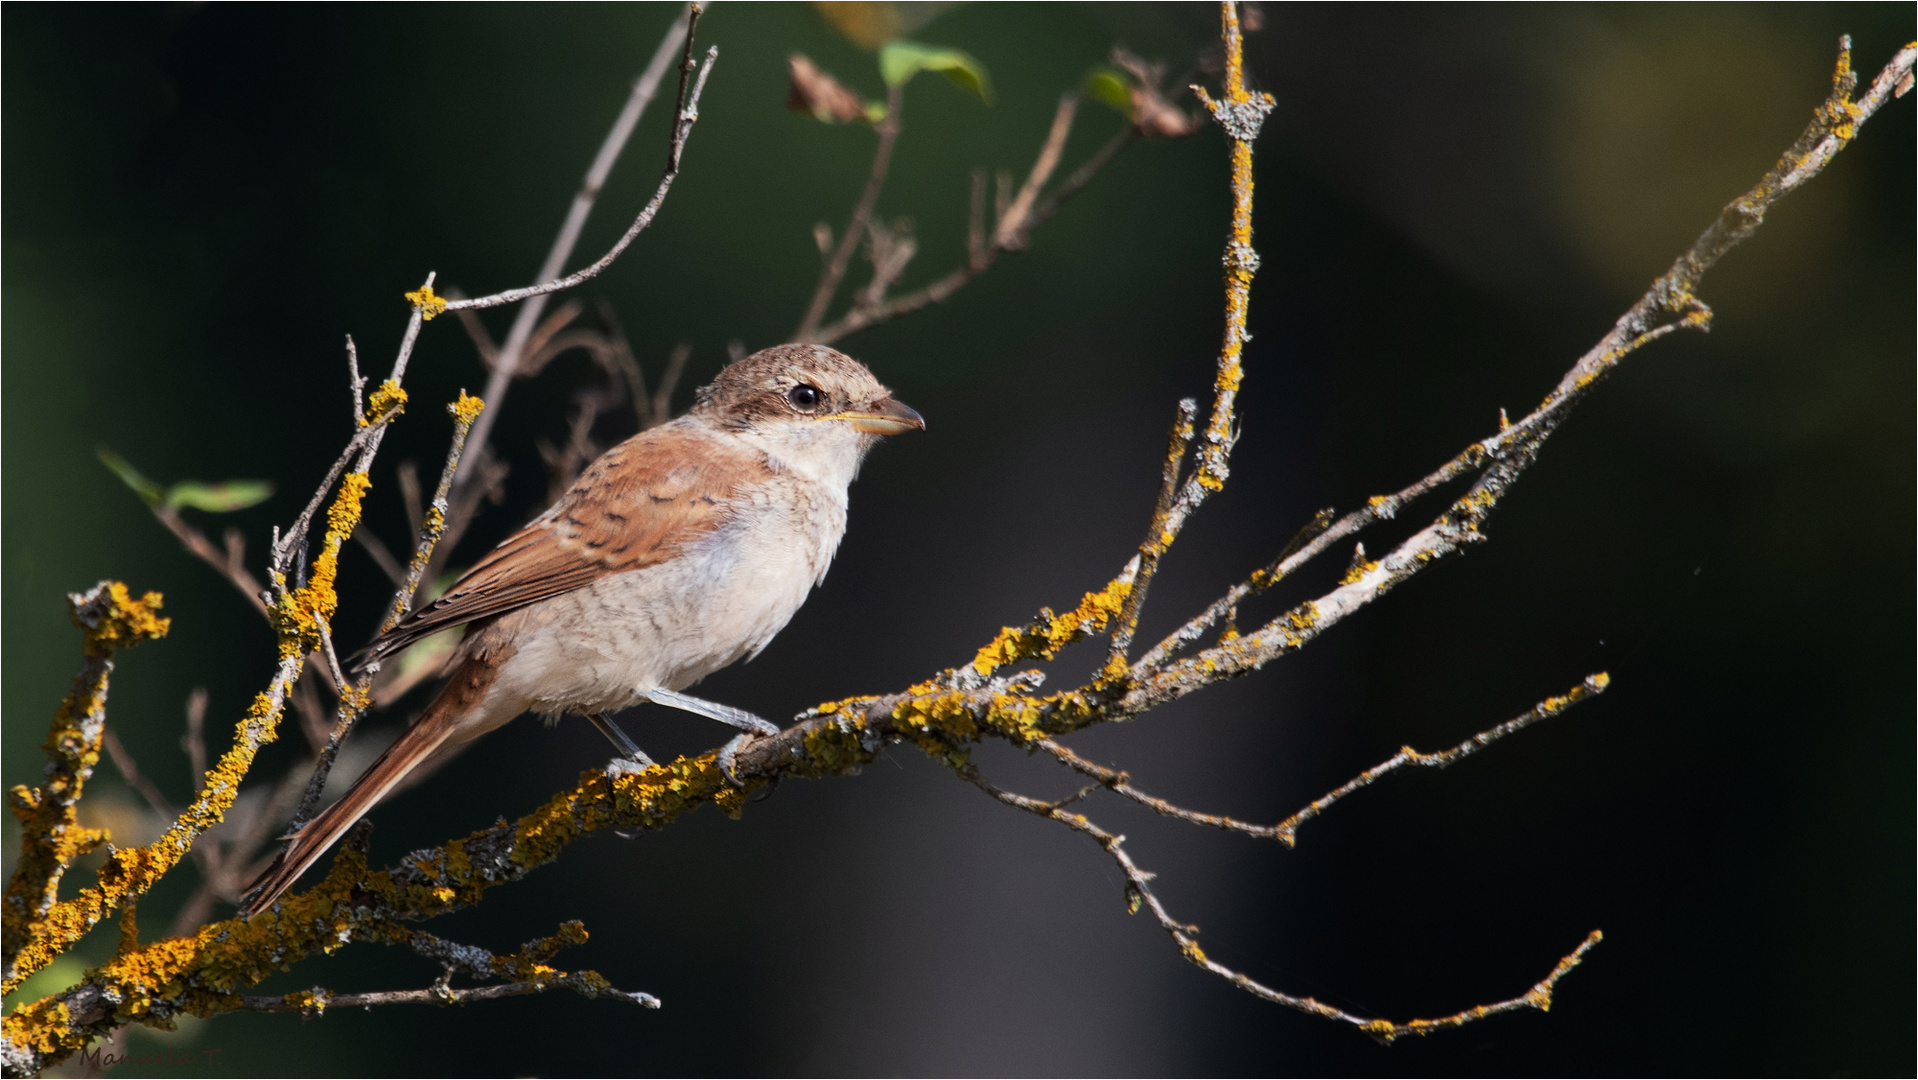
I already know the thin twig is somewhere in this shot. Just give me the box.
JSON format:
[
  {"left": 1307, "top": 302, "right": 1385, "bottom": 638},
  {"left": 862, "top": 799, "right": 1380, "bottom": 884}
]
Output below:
[
  {"left": 353, "top": 529, "right": 407, "bottom": 587},
  {"left": 100, "top": 730, "right": 177, "bottom": 822},
  {"left": 343, "top": 336, "right": 366, "bottom": 423},
  {"left": 995, "top": 93, "right": 1079, "bottom": 247},
  {"left": 235, "top": 974, "right": 659, "bottom": 1014},
  {"left": 1125, "top": 38, "right": 1917, "bottom": 702},
  {"left": 268, "top": 390, "right": 405, "bottom": 580},
  {"left": 442, "top": 38, "right": 716, "bottom": 316},
  {"left": 1035, "top": 737, "right": 1280, "bottom": 838},
  {"left": 9, "top": 24, "right": 1912, "bottom": 1076},
  {"left": 961, "top": 760, "right": 1602, "bottom": 1041},
  {"left": 181, "top": 688, "right": 208, "bottom": 789},
  {"left": 312, "top": 616, "right": 350, "bottom": 702},
  {"left": 810, "top": 100, "right": 1135, "bottom": 346},
  {"left": 1275, "top": 674, "right": 1609, "bottom": 847},
  {"left": 292, "top": 394, "right": 483, "bottom": 830},
  {"left": 651, "top": 342, "right": 692, "bottom": 429},
  {"left": 795, "top": 82, "right": 905, "bottom": 341},
  {"left": 149, "top": 505, "right": 268, "bottom": 618},
  {"left": 1106, "top": 398, "right": 1198, "bottom": 668},
  {"left": 452, "top": 5, "right": 701, "bottom": 490}
]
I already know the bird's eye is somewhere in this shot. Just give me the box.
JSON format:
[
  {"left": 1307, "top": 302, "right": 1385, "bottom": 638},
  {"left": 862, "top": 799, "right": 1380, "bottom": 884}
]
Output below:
[{"left": 788, "top": 384, "right": 822, "bottom": 410}]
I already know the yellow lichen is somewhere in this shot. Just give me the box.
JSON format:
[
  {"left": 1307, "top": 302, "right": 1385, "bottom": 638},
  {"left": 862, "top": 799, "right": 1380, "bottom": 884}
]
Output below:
[
  {"left": 271, "top": 472, "right": 372, "bottom": 659},
  {"left": 450, "top": 390, "right": 486, "bottom": 425},
  {"left": 73, "top": 583, "right": 171, "bottom": 657},
  {"left": 363, "top": 380, "right": 409, "bottom": 426},
  {"left": 1338, "top": 559, "right": 1380, "bottom": 586},
  {"left": 3, "top": 583, "right": 171, "bottom": 997},
  {"left": 970, "top": 577, "right": 1132, "bottom": 677},
  {"left": 405, "top": 284, "right": 448, "bottom": 320}
]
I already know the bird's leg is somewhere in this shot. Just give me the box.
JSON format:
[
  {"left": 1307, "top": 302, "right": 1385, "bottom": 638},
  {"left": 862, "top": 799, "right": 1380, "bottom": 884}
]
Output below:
[
  {"left": 643, "top": 688, "right": 780, "bottom": 787},
  {"left": 586, "top": 711, "right": 655, "bottom": 780}
]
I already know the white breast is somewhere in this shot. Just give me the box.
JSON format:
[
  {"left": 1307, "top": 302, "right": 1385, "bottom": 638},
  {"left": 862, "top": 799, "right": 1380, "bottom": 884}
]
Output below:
[{"left": 478, "top": 467, "right": 849, "bottom": 724}]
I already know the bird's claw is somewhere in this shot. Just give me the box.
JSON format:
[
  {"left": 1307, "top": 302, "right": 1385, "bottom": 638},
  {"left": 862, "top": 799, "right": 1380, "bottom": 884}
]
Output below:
[
  {"left": 605, "top": 753, "right": 654, "bottom": 782},
  {"left": 715, "top": 733, "right": 759, "bottom": 789}
]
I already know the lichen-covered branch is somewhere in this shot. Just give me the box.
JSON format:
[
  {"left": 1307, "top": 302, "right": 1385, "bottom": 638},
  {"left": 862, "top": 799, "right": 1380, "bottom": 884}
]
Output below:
[
  {"left": 1122, "top": 34, "right": 1917, "bottom": 710},
  {"left": 3, "top": 584, "right": 170, "bottom": 989},
  {"left": 1, "top": 258, "right": 435, "bottom": 1018},
  {"left": 290, "top": 393, "right": 484, "bottom": 832}
]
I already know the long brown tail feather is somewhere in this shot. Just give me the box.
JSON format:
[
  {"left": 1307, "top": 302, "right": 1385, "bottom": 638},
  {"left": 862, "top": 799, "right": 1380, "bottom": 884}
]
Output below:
[{"left": 240, "top": 657, "right": 496, "bottom": 916}]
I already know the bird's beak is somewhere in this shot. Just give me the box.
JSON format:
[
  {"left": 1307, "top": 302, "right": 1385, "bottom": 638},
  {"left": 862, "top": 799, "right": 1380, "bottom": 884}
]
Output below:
[{"left": 830, "top": 395, "right": 925, "bottom": 435}]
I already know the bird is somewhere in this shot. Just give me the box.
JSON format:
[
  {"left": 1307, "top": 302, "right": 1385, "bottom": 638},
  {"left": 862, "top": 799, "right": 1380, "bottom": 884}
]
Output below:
[{"left": 241, "top": 343, "right": 923, "bottom": 916}]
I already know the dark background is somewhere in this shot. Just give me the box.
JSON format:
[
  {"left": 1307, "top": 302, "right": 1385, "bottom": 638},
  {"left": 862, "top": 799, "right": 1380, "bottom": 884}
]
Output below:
[{"left": 4, "top": 3, "right": 1912, "bottom": 1075}]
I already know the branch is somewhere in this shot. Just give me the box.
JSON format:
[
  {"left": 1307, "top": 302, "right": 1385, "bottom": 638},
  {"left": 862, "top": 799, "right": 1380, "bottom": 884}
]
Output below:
[
  {"left": 961, "top": 762, "right": 1604, "bottom": 1042},
  {"left": 145, "top": 506, "right": 267, "bottom": 618},
  {"left": 1274, "top": 674, "right": 1610, "bottom": 847},
  {"left": 807, "top": 96, "right": 1137, "bottom": 346},
  {"left": 291, "top": 394, "right": 484, "bottom": 832},
  {"left": 795, "top": 82, "right": 905, "bottom": 342},
  {"left": 235, "top": 919, "right": 662, "bottom": 1014},
  {"left": 1124, "top": 35, "right": 1918, "bottom": 711},
  {"left": 4, "top": 263, "right": 436, "bottom": 998},
  {"left": 1106, "top": 398, "right": 1197, "bottom": 668},
  {"left": 236, "top": 974, "right": 658, "bottom": 1013},
  {"left": 2, "top": 583, "right": 169, "bottom": 988},
  {"left": 450, "top": 8, "right": 714, "bottom": 488}
]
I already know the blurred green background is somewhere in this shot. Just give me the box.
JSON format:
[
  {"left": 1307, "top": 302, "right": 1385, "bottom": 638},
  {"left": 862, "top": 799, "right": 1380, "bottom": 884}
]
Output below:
[{"left": 4, "top": 3, "right": 1911, "bottom": 1075}]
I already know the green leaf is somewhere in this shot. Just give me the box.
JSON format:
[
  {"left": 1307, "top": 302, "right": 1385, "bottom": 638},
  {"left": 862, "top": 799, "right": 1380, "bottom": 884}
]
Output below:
[
  {"left": 97, "top": 447, "right": 164, "bottom": 506},
  {"left": 878, "top": 40, "right": 992, "bottom": 102},
  {"left": 1083, "top": 67, "right": 1135, "bottom": 119},
  {"left": 164, "top": 479, "right": 274, "bottom": 513}
]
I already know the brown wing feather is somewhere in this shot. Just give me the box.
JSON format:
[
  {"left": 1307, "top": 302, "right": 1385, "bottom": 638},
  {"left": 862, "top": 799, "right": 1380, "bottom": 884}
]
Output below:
[{"left": 354, "top": 422, "right": 767, "bottom": 670}]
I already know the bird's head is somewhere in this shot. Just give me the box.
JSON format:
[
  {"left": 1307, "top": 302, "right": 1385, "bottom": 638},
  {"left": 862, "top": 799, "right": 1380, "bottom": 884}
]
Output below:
[{"left": 692, "top": 344, "right": 924, "bottom": 483}]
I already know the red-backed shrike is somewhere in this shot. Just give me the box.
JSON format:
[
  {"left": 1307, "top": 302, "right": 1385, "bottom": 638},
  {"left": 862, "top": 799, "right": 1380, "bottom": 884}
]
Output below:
[{"left": 243, "top": 344, "right": 923, "bottom": 915}]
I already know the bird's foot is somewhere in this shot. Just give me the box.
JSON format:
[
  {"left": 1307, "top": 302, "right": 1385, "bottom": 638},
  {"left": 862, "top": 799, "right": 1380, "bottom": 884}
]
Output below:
[
  {"left": 604, "top": 750, "right": 655, "bottom": 782},
  {"left": 715, "top": 733, "right": 759, "bottom": 789}
]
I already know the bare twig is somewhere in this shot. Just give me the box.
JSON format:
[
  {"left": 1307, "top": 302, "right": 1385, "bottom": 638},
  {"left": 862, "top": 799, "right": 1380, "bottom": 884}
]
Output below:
[
  {"left": 1274, "top": 674, "right": 1610, "bottom": 847},
  {"left": 995, "top": 93, "right": 1079, "bottom": 248},
  {"left": 421, "top": 443, "right": 508, "bottom": 600},
  {"left": 1106, "top": 398, "right": 1198, "bottom": 668},
  {"left": 8, "top": 16, "right": 1911, "bottom": 1073},
  {"left": 343, "top": 335, "right": 366, "bottom": 423},
  {"left": 651, "top": 342, "right": 692, "bottom": 429},
  {"left": 267, "top": 375, "right": 408, "bottom": 580},
  {"left": 452, "top": 5, "right": 701, "bottom": 489},
  {"left": 809, "top": 97, "right": 1136, "bottom": 346},
  {"left": 236, "top": 973, "right": 659, "bottom": 1014},
  {"left": 795, "top": 82, "right": 906, "bottom": 341},
  {"left": 961, "top": 762, "right": 1603, "bottom": 1041},
  {"left": 353, "top": 528, "right": 407, "bottom": 587},
  {"left": 181, "top": 687, "right": 209, "bottom": 788},
  {"left": 1034, "top": 737, "right": 1280, "bottom": 838},
  {"left": 147, "top": 505, "right": 267, "bottom": 618},
  {"left": 288, "top": 670, "right": 331, "bottom": 754},
  {"left": 396, "top": 460, "right": 425, "bottom": 539},
  {"left": 100, "top": 730, "right": 177, "bottom": 822}
]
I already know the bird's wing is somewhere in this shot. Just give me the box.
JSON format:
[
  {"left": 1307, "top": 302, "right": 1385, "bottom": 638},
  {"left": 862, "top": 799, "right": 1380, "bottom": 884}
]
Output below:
[{"left": 354, "top": 422, "right": 767, "bottom": 669}]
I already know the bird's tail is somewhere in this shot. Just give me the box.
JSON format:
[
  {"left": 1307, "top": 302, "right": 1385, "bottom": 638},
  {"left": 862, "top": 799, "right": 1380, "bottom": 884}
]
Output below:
[{"left": 240, "top": 656, "right": 497, "bottom": 916}]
